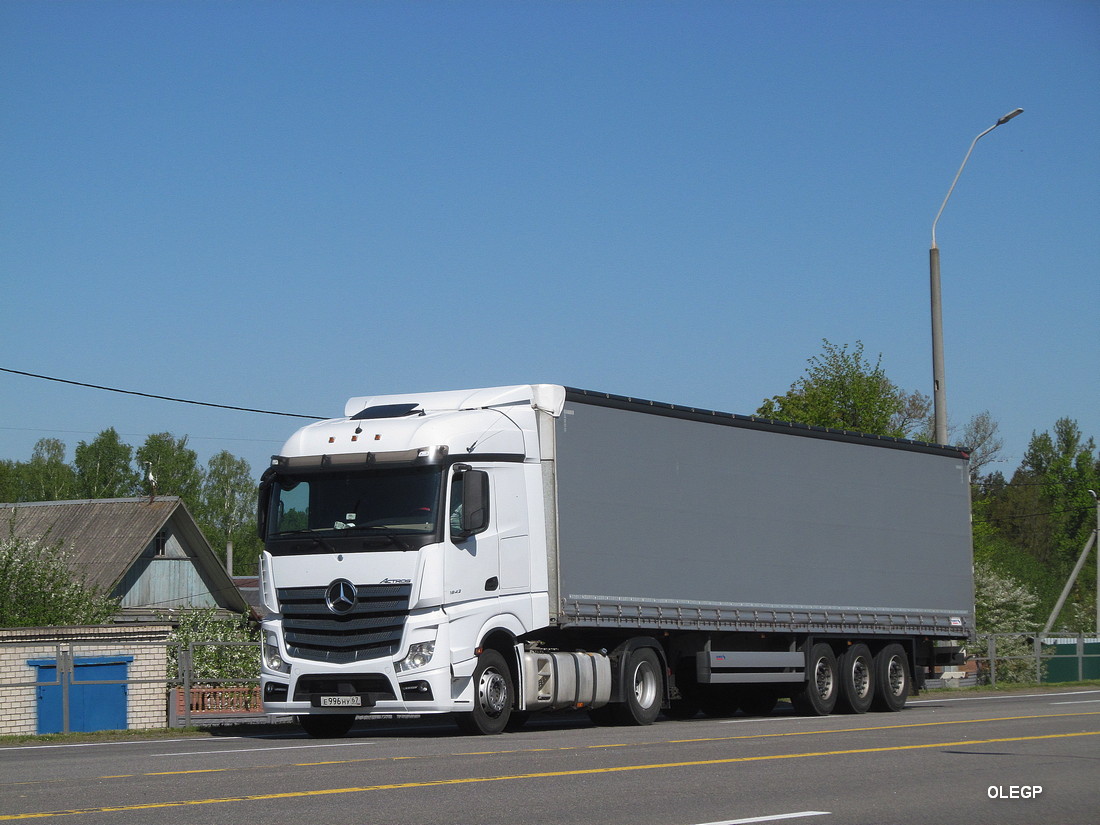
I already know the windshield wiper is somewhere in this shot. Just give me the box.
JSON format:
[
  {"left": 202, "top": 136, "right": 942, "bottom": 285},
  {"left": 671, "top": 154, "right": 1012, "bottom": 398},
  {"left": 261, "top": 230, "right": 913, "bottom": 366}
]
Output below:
[
  {"left": 272, "top": 527, "right": 415, "bottom": 552},
  {"left": 271, "top": 530, "right": 337, "bottom": 553},
  {"left": 359, "top": 530, "right": 410, "bottom": 551}
]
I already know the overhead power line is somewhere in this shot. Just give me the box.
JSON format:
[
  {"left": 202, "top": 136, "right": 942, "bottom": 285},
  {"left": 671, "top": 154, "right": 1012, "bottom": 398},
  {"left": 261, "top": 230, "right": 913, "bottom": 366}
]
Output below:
[
  {"left": 1, "top": 367, "right": 324, "bottom": 420},
  {"left": 983, "top": 479, "right": 1093, "bottom": 488}
]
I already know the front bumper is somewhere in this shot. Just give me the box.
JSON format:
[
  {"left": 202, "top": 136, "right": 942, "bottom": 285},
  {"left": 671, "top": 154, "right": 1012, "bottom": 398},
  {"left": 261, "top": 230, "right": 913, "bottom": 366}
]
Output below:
[{"left": 261, "top": 660, "right": 466, "bottom": 715}]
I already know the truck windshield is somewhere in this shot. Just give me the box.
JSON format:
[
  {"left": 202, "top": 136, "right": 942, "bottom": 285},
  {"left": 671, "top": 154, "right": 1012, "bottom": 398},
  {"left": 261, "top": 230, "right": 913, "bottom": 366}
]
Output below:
[{"left": 267, "top": 466, "right": 442, "bottom": 539}]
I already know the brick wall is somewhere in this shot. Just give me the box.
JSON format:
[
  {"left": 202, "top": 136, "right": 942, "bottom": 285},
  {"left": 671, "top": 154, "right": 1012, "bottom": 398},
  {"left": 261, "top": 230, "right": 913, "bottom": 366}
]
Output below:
[{"left": 0, "top": 625, "right": 172, "bottom": 736}]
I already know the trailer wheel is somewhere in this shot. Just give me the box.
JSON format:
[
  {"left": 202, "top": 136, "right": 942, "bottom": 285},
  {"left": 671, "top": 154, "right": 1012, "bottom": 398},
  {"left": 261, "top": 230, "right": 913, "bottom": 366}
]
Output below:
[
  {"left": 871, "top": 644, "right": 910, "bottom": 712},
  {"left": 791, "top": 643, "right": 838, "bottom": 716},
  {"left": 836, "top": 644, "right": 874, "bottom": 714},
  {"left": 455, "top": 649, "right": 513, "bottom": 735},
  {"left": 613, "top": 647, "right": 663, "bottom": 726},
  {"left": 297, "top": 714, "right": 355, "bottom": 738}
]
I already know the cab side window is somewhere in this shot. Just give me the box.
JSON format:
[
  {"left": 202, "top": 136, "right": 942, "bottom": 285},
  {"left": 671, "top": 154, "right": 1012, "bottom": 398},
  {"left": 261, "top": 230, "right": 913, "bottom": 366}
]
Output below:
[{"left": 450, "top": 469, "right": 489, "bottom": 538}]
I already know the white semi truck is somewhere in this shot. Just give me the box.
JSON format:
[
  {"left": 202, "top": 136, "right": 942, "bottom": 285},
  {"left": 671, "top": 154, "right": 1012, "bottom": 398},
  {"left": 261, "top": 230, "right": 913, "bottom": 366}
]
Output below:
[{"left": 257, "top": 385, "right": 973, "bottom": 736}]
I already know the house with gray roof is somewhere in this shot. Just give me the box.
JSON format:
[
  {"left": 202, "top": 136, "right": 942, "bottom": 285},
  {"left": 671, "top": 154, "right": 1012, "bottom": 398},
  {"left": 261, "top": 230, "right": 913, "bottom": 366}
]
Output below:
[{"left": 2, "top": 497, "right": 251, "bottom": 622}]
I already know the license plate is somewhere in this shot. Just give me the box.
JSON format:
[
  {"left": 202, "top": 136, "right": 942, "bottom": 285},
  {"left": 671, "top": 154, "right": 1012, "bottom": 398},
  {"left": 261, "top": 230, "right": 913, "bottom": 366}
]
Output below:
[{"left": 319, "top": 696, "right": 362, "bottom": 707}]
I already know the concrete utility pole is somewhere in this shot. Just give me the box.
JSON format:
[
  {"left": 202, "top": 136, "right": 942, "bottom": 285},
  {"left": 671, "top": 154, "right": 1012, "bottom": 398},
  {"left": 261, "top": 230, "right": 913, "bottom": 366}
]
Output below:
[{"left": 929, "top": 108, "right": 1023, "bottom": 444}]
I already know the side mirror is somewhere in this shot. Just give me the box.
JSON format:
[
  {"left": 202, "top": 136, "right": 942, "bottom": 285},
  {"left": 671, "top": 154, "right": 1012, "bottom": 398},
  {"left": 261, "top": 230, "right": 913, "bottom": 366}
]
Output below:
[
  {"left": 257, "top": 468, "right": 276, "bottom": 540},
  {"left": 455, "top": 469, "right": 490, "bottom": 537}
]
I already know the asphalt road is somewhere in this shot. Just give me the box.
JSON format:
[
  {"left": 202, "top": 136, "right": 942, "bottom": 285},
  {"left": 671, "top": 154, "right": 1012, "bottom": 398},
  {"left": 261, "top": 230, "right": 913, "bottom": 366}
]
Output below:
[{"left": 2, "top": 688, "right": 1097, "bottom": 825}]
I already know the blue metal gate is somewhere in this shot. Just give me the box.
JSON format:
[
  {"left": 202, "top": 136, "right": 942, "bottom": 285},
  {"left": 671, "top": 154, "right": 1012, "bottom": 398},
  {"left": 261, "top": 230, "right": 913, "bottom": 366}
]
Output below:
[{"left": 30, "top": 655, "right": 132, "bottom": 734}]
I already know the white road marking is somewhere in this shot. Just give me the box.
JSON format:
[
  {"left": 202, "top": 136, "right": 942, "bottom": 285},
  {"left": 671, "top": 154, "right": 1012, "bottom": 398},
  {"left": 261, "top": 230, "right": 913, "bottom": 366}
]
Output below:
[
  {"left": 909, "top": 689, "right": 1100, "bottom": 705},
  {"left": 150, "top": 741, "right": 376, "bottom": 756},
  {"left": 696, "top": 812, "right": 830, "bottom": 824},
  {"left": 1049, "top": 699, "right": 1100, "bottom": 705}
]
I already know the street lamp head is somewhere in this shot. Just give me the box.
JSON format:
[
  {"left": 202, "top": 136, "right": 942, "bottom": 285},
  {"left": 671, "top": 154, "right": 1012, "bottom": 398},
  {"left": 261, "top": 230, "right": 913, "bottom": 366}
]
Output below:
[{"left": 929, "top": 105, "right": 1024, "bottom": 444}]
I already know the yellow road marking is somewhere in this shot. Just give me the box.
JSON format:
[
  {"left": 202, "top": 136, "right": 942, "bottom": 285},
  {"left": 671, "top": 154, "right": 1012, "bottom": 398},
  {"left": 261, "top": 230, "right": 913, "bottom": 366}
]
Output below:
[
  {"left": 1, "top": 730, "right": 1096, "bottom": 820},
  {"left": 667, "top": 710, "right": 1100, "bottom": 744},
  {"left": 3, "top": 710, "right": 1098, "bottom": 787}
]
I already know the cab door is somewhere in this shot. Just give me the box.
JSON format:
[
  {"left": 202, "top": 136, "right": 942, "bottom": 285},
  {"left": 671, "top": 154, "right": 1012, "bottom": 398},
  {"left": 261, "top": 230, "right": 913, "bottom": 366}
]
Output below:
[{"left": 444, "top": 467, "right": 500, "bottom": 605}]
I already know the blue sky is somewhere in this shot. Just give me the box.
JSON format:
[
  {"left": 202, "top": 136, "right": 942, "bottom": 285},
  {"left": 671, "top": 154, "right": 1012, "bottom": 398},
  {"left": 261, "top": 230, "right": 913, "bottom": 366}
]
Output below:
[{"left": 2, "top": 1, "right": 1098, "bottom": 481}]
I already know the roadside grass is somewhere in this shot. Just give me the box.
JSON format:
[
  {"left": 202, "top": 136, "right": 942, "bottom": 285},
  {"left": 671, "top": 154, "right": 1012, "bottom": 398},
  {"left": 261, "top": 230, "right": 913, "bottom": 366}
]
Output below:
[
  {"left": 0, "top": 719, "right": 296, "bottom": 746},
  {"left": 0, "top": 726, "right": 213, "bottom": 746}
]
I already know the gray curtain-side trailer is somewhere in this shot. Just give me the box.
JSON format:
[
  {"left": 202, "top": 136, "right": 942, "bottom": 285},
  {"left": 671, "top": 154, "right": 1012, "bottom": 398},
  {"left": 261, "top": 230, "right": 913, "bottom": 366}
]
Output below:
[{"left": 539, "top": 388, "right": 974, "bottom": 718}]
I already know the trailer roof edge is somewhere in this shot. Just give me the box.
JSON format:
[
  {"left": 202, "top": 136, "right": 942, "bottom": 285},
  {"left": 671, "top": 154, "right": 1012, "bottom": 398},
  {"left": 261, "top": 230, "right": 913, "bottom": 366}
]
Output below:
[{"left": 562, "top": 387, "right": 969, "bottom": 460}]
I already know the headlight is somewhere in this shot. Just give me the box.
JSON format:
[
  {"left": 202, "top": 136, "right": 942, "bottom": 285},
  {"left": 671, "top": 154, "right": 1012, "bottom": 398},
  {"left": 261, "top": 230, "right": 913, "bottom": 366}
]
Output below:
[
  {"left": 263, "top": 631, "right": 290, "bottom": 674},
  {"left": 395, "top": 641, "right": 435, "bottom": 673}
]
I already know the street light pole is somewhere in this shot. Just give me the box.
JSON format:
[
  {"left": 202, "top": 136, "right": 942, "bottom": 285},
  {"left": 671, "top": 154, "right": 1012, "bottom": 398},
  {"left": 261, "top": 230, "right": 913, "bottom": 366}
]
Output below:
[{"left": 929, "top": 107, "right": 1023, "bottom": 444}]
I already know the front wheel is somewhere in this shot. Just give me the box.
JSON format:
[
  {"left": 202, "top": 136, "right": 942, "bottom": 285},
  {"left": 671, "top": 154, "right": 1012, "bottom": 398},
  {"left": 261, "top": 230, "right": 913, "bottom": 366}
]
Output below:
[
  {"left": 613, "top": 647, "right": 663, "bottom": 726},
  {"left": 455, "top": 649, "right": 514, "bottom": 735}
]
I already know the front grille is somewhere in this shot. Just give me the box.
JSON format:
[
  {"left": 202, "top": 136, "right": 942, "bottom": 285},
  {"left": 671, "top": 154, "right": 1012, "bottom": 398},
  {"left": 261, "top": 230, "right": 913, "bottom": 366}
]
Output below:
[{"left": 277, "top": 582, "right": 412, "bottom": 664}]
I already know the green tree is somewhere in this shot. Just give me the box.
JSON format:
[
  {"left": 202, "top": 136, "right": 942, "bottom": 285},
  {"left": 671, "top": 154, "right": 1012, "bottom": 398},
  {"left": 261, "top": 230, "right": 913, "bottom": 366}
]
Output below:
[
  {"left": 135, "top": 433, "right": 204, "bottom": 511},
  {"left": 977, "top": 419, "right": 1098, "bottom": 632},
  {"left": 1020, "top": 419, "right": 1098, "bottom": 570},
  {"left": 0, "top": 528, "right": 119, "bottom": 627},
  {"left": 972, "top": 484, "right": 1063, "bottom": 619},
  {"left": 74, "top": 428, "right": 139, "bottom": 499},
  {"left": 0, "top": 459, "right": 23, "bottom": 503},
  {"left": 199, "top": 451, "right": 259, "bottom": 575},
  {"left": 22, "top": 438, "right": 77, "bottom": 501},
  {"left": 757, "top": 340, "right": 929, "bottom": 438}
]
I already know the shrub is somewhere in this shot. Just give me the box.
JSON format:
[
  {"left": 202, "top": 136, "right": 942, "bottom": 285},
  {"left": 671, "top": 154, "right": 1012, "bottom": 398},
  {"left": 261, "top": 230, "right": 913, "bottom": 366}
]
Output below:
[
  {"left": 0, "top": 528, "right": 119, "bottom": 627},
  {"left": 164, "top": 606, "right": 259, "bottom": 683}
]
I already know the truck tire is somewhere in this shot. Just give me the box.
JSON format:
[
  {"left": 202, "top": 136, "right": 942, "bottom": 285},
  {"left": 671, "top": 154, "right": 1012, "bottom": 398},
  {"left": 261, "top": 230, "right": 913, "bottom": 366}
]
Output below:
[
  {"left": 791, "top": 643, "right": 838, "bottom": 716},
  {"left": 613, "top": 647, "right": 663, "bottom": 726},
  {"left": 836, "top": 643, "right": 874, "bottom": 714},
  {"left": 871, "top": 644, "right": 910, "bottom": 712},
  {"left": 455, "top": 649, "right": 513, "bottom": 735},
  {"left": 297, "top": 714, "right": 355, "bottom": 738}
]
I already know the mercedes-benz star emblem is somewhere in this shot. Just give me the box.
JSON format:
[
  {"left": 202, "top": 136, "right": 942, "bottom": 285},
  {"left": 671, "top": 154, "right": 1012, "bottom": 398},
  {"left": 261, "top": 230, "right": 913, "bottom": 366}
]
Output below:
[{"left": 325, "top": 579, "right": 357, "bottom": 615}]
